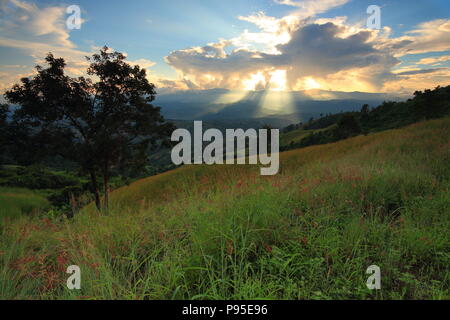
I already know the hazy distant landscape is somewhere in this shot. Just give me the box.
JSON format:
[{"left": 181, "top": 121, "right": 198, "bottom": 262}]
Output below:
[{"left": 156, "top": 89, "right": 400, "bottom": 126}]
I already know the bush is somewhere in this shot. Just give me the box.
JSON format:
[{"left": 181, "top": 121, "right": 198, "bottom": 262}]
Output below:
[{"left": 0, "top": 166, "right": 80, "bottom": 189}]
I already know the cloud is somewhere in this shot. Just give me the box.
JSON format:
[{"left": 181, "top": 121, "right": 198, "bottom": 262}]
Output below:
[
  {"left": 235, "top": 12, "right": 299, "bottom": 53},
  {"left": 277, "top": 22, "right": 399, "bottom": 89},
  {"left": 0, "top": 0, "right": 158, "bottom": 92},
  {"left": 128, "top": 58, "right": 156, "bottom": 69},
  {"left": 164, "top": 6, "right": 450, "bottom": 94},
  {"left": 380, "top": 19, "right": 450, "bottom": 56},
  {"left": 417, "top": 55, "right": 450, "bottom": 65},
  {"left": 274, "top": 0, "right": 350, "bottom": 19},
  {"left": 0, "top": 68, "right": 35, "bottom": 92},
  {"left": 394, "top": 68, "right": 447, "bottom": 76},
  {"left": 0, "top": 0, "right": 93, "bottom": 90},
  {"left": 0, "top": 0, "right": 76, "bottom": 49},
  {"left": 382, "top": 67, "right": 450, "bottom": 95},
  {"left": 165, "top": 19, "right": 401, "bottom": 92}
]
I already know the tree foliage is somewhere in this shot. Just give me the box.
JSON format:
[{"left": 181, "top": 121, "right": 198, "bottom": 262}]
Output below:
[
  {"left": 334, "top": 114, "right": 362, "bottom": 140},
  {"left": 0, "top": 104, "right": 8, "bottom": 156},
  {"left": 5, "top": 47, "right": 175, "bottom": 211}
]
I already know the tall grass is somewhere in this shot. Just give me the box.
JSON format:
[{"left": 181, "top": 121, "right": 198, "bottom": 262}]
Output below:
[
  {"left": 1, "top": 118, "right": 449, "bottom": 300},
  {"left": 0, "top": 187, "right": 49, "bottom": 223}
]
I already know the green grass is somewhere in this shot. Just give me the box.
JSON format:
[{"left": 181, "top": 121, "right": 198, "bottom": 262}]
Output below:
[
  {"left": 0, "top": 118, "right": 449, "bottom": 300},
  {"left": 280, "top": 128, "right": 311, "bottom": 146},
  {"left": 0, "top": 187, "right": 49, "bottom": 225},
  {"left": 280, "top": 125, "right": 336, "bottom": 148}
]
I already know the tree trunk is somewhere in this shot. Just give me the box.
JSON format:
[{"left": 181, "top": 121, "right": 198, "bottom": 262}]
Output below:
[
  {"left": 103, "top": 163, "right": 110, "bottom": 214},
  {"left": 89, "top": 170, "right": 102, "bottom": 211}
]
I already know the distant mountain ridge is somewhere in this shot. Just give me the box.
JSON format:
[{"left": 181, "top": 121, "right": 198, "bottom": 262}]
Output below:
[{"left": 156, "top": 89, "right": 403, "bottom": 125}]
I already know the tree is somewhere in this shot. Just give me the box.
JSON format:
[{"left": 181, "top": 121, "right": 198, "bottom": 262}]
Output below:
[
  {"left": 0, "top": 104, "right": 7, "bottom": 123},
  {"left": 0, "top": 104, "right": 8, "bottom": 157},
  {"left": 5, "top": 47, "right": 175, "bottom": 212},
  {"left": 360, "top": 104, "right": 370, "bottom": 135},
  {"left": 360, "top": 104, "right": 370, "bottom": 115},
  {"left": 334, "top": 114, "right": 362, "bottom": 140},
  {"left": 413, "top": 86, "right": 450, "bottom": 120}
]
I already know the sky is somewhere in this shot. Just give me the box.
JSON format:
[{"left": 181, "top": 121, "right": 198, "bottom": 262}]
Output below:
[{"left": 0, "top": 0, "right": 449, "bottom": 96}]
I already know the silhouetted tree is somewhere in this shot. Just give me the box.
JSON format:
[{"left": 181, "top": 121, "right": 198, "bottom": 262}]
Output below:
[
  {"left": 334, "top": 114, "right": 362, "bottom": 139},
  {"left": 413, "top": 86, "right": 450, "bottom": 120},
  {"left": 360, "top": 104, "right": 369, "bottom": 115},
  {"left": 283, "top": 123, "right": 296, "bottom": 133},
  {"left": 360, "top": 104, "right": 370, "bottom": 135},
  {"left": 0, "top": 104, "right": 8, "bottom": 157},
  {"left": 5, "top": 47, "right": 175, "bottom": 212}
]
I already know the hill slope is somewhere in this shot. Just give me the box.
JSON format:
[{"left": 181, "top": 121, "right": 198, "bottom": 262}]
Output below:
[
  {"left": 1, "top": 118, "right": 449, "bottom": 299},
  {"left": 0, "top": 187, "right": 49, "bottom": 225}
]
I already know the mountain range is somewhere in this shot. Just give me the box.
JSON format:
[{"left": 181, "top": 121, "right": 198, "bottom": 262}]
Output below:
[{"left": 155, "top": 89, "right": 403, "bottom": 128}]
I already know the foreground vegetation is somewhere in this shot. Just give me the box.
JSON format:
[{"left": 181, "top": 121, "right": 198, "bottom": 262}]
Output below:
[
  {"left": 0, "top": 165, "right": 140, "bottom": 220},
  {"left": 1, "top": 117, "right": 448, "bottom": 299},
  {"left": 0, "top": 187, "right": 49, "bottom": 226}
]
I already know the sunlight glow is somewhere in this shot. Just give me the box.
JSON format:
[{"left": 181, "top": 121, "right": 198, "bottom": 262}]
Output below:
[
  {"left": 258, "top": 90, "right": 298, "bottom": 123},
  {"left": 214, "top": 90, "right": 249, "bottom": 104},
  {"left": 303, "top": 77, "right": 322, "bottom": 90},
  {"left": 242, "top": 69, "right": 288, "bottom": 91},
  {"left": 243, "top": 71, "right": 266, "bottom": 91},
  {"left": 268, "top": 69, "right": 287, "bottom": 91}
]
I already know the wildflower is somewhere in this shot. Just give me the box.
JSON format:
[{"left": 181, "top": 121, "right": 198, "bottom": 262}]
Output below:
[
  {"left": 300, "top": 237, "right": 308, "bottom": 245},
  {"left": 56, "top": 253, "right": 68, "bottom": 268},
  {"left": 262, "top": 243, "right": 272, "bottom": 253},
  {"left": 90, "top": 262, "right": 99, "bottom": 270}
]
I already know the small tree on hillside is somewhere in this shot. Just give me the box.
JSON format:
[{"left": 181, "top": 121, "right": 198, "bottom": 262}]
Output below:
[
  {"left": 5, "top": 47, "right": 175, "bottom": 212},
  {"left": 334, "top": 114, "right": 362, "bottom": 140},
  {"left": 0, "top": 104, "right": 8, "bottom": 157},
  {"left": 360, "top": 104, "right": 370, "bottom": 115},
  {"left": 360, "top": 104, "right": 370, "bottom": 135}
]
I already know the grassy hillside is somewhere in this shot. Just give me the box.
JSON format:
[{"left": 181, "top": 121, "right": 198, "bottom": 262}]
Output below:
[
  {"left": 1, "top": 118, "right": 449, "bottom": 299},
  {"left": 281, "top": 86, "right": 450, "bottom": 152},
  {"left": 280, "top": 128, "right": 310, "bottom": 147},
  {"left": 280, "top": 126, "right": 335, "bottom": 148},
  {"left": 0, "top": 187, "right": 49, "bottom": 225}
]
